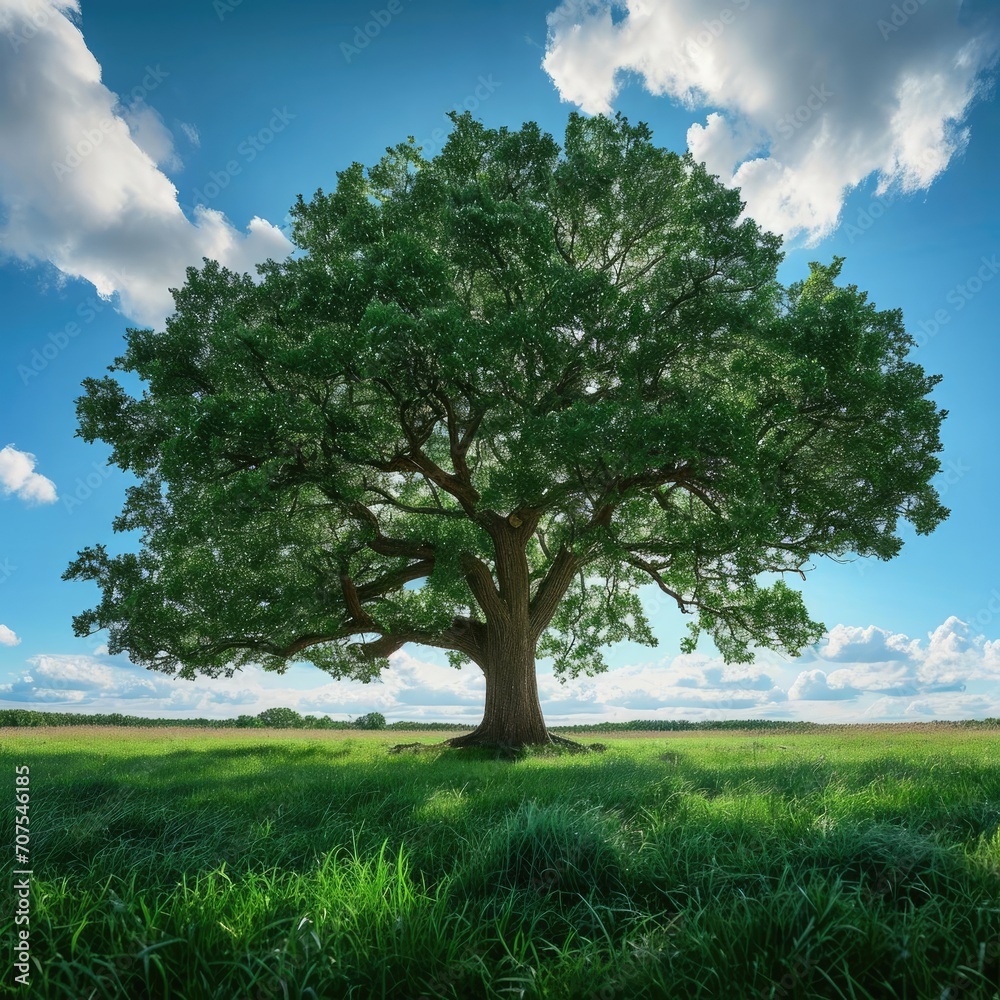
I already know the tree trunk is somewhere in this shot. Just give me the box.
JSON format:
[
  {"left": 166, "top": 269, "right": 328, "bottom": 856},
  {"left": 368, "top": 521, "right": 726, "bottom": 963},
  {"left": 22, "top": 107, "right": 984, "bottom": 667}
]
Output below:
[
  {"left": 448, "top": 521, "right": 556, "bottom": 749},
  {"left": 447, "top": 622, "right": 552, "bottom": 748}
]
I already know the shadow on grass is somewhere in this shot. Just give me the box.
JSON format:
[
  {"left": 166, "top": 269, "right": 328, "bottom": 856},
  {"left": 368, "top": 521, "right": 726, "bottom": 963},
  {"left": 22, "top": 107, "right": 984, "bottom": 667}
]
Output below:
[{"left": 2, "top": 734, "right": 999, "bottom": 1000}]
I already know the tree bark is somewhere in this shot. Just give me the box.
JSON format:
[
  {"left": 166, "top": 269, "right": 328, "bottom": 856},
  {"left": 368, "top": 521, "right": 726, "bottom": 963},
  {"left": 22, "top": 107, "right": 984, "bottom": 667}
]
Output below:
[
  {"left": 447, "top": 623, "right": 552, "bottom": 748},
  {"left": 447, "top": 517, "right": 556, "bottom": 749}
]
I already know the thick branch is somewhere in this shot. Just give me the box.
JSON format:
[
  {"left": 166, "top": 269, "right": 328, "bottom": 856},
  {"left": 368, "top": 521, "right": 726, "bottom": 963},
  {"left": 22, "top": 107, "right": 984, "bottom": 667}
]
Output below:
[
  {"left": 348, "top": 502, "right": 436, "bottom": 560},
  {"left": 340, "top": 574, "right": 375, "bottom": 627},
  {"left": 197, "top": 609, "right": 486, "bottom": 665},
  {"left": 380, "top": 448, "right": 483, "bottom": 519},
  {"left": 351, "top": 616, "right": 486, "bottom": 663},
  {"left": 529, "top": 543, "right": 585, "bottom": 642},
  {"left": 677, "top": 478, "right": 723, "bottom": 516},
  {"left": 461, "top": 552, "right": 508, "bottom": 623},
  {"left": 355, "top": 559, "right": 435, "bottom": 603}
]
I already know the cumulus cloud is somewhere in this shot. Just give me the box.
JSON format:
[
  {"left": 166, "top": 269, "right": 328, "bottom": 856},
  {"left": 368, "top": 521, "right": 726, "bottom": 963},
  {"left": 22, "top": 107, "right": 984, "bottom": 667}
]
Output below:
[
  {"left": 121, "top": 100, "right": 181, "bottom": 172},
  {"left": 0, "top": 645, "right": 789, "bottom": 721},
  {"left": 0, "top": 445, "right": 57, "bottom": 504},
  {"left": 0, "top": 649, "right": 489, "bottom": 720},
  {"left": 0, "top": 625, "right": 21, "bottom": 646},
  {"left": 820, "top": 623, "right": 921, "bottom": 663},
  {"left": 543, "top": 0, "right": 1000, "bottom": 244},
  {"left": 918, "top": 616, "right": 1000, "bottom": 685},
  {"left": 3, "top": 616, "right": 999, "bottom": 723},
  {"left": 865, "top": 692, "right": 999, "bottom": 720},
  {"left": 793, "top": 616, "right": 1000, "bottom": 702},
  {"left": 789, "top": 668, "right": 861, "bottom": 700},
  {"left": 0, "top": 0, "right": 293, "bottom": 328},
  {"left": 535, "top": 652, "right": 789, "bottom": 717}
]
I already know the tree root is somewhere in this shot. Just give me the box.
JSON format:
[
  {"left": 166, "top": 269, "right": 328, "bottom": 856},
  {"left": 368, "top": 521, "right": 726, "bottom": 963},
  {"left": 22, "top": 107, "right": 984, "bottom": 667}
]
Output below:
[
  {"left": 387, "top": 741, "right": 446, "bottom": 755},
  {"left": 387, "top": 733, "right": 607, "bottom": 758}
]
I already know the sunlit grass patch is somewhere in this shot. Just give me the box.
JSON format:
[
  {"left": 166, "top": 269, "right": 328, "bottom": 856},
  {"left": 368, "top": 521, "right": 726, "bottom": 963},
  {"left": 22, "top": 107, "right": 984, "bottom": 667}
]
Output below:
[{"left": 2, "top": 728, "right": 999, "bottom": 998}]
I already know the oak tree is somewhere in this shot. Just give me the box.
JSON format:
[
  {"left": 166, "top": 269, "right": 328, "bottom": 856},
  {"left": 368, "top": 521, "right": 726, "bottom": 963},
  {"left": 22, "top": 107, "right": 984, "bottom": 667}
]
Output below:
[{"left": 65, "top": 112, "right": 948, "bottom": 748}]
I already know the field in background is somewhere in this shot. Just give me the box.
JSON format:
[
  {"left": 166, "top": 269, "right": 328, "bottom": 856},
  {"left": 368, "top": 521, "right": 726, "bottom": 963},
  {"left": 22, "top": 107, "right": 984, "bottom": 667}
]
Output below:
[{"left": 2, "top": 728, "right": 999, "bottom": 999}]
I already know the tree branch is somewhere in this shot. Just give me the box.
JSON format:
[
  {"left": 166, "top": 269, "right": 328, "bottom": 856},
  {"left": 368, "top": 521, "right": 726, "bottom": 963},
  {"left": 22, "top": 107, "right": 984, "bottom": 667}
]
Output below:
[
  {"left": 363, "top": 482, "right": 464, "bottom": 519},
  {"left": 529, "top": 543, "right": 585, "bottom": 641},
  {"left": 350, "top": 616, "right": 485, "bottom": 663},
  {"left": 355, "top": 559, "right": 435, "bottom": 603},
  {"left": 624, "top": 555, "right": 694, "bottom": 614},
  {"left": 348, "top": 502, "right": 436, "bottom": 560},
  {"left": 461, "top": 552, "right": 508, "bottom": 623},
  {"left": 340, "top": 573, "right": 376, "bottom": 627}
]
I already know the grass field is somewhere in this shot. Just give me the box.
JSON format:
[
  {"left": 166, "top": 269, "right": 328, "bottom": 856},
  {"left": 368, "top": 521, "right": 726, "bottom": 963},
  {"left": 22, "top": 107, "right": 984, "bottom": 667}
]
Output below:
[{"left": 2, "top": 725, "right": 999, "bottom": 999}]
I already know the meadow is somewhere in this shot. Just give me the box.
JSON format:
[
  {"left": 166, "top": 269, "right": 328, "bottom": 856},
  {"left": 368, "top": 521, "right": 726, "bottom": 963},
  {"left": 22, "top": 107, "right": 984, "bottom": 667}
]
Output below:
[{"left": 1, "top": 724, "right": 999, "bottom": 999}]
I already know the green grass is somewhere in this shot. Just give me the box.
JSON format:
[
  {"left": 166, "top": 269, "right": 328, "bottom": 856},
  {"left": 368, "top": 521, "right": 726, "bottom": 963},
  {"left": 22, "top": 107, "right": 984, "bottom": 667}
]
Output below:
[{"left": 2, "top": 728, "right": 999, "bottom": 999}]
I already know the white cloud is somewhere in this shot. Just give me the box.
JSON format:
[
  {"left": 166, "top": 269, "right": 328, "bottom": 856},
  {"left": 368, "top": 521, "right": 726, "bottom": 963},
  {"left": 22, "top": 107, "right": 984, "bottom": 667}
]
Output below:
[
  {"left": 122, "top": 100, "right": 181, "bottom": 172},
  {"left": 865, "top": 692, "right": 999, "bottom": 721},
  {"left": 810, "top": 616, "right": 1000, "bottom": 697},
  {"left": 919, "top": 616, "right": 1000, "bottom": 685},
  {"left": 0, "top": 625, "right": 21, "bottom": 646},
  {"left": 789, "top": 668, "right": 861, "bottom": 701},
  {"left": 535, "top": 652, "right": 789, "bottom": 716},
  {"left": 820, "top": 623, "right": 921, "bottom": 663},
  {"left": 825, "top": 663, "right": 920, "bottom": 697},
  {"left": 33, "top": 655, "right": 117, "bottom": 689},
  {"left": 178, "top": 121, "right": 201, "bottom": 148},
  {"left": 543, "top": 0, "right": 999, "bottom": 244},
  {"left": 0, "top": 649, "right": 489, "bottom": 719},
  {"left": 0, "top": 0, "right": 293, "bottom": 328},
  {"left": 0, "top": 445, "right": 58, "bottom": 504},
  {"left": 2, "top": 615, "right": 999, "bottom": 724}
]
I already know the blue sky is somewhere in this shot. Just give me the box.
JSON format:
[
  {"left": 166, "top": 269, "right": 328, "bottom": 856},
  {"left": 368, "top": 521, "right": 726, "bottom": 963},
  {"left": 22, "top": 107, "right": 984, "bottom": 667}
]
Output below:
[{"left": 1, "top": 0, "right": 999, "bottom": 724}]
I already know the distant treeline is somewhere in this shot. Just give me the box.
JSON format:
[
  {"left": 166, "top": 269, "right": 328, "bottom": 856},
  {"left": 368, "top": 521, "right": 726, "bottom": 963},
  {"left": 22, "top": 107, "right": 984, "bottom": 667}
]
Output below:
[
  {"left": 0, "top": 708, "right": 465, "bottom": 730},
  {"left": 2, "top": 709, "right": 999, "bottom": 731},
  {"left": 553, "top": 718, "right": 1000, "bottom": 732}
]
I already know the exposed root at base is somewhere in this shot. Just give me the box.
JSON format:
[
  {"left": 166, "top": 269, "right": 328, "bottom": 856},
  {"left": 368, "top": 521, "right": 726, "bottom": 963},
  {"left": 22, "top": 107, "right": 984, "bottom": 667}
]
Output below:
[
  {"left": 387, "top": 741, "right": 448, "bottom": 755},
  {"left": 386, "top": 734, "right": 607, "bottom": 758}
]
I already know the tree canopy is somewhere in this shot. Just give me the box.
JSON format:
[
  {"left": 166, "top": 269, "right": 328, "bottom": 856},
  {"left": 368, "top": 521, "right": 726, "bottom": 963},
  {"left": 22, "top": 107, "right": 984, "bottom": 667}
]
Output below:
[{"left": 64, "top": 111, "right": 948, "bottom": 746}]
